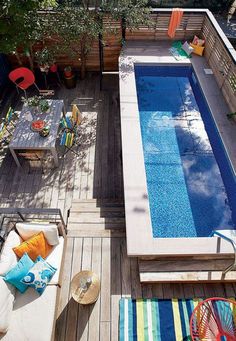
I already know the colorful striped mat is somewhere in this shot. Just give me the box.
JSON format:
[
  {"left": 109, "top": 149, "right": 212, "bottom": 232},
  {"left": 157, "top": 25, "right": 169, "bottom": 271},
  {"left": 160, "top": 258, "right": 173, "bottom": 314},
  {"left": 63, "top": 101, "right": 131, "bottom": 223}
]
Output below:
[{"left": 119, "top": 298, "right": 202, "bottom": 341}]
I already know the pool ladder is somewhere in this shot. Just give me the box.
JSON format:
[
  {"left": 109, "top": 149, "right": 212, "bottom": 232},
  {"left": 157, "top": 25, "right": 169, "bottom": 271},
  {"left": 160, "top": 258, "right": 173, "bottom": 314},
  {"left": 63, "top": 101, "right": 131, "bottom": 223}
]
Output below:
[{"left": 211, "top": 230, "right": 236, "bottom": 274}]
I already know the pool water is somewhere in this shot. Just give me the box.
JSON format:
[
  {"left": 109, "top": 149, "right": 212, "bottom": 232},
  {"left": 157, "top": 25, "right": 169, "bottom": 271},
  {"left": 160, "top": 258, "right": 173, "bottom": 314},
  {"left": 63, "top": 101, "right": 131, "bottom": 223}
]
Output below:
[{"left": 135, "top": 66, "right": 236, "bottom": 238}]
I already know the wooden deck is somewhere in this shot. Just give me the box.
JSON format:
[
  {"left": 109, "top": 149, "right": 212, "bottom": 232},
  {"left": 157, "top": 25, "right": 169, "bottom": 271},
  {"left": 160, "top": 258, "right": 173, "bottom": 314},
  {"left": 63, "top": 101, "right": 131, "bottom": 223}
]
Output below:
[{"left": 1, "top": 74, "right": 236, "bottom": 340}]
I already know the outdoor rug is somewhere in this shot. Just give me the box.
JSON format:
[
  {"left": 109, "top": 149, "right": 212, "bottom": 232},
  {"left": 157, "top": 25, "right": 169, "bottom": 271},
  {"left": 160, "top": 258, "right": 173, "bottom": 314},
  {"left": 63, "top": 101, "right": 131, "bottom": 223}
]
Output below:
[
  {"left": 169, "top": 41, "right": 191, "bottom": 61},
  {"left": 119, "top": 298, "right": 202, "bottom": 341}
]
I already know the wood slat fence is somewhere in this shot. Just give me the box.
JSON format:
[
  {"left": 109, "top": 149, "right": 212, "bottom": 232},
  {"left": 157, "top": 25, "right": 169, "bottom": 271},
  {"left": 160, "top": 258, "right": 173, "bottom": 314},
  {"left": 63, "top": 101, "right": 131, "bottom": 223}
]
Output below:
[{"left": 8, "top": 9, "right": 236, "bottom": 111}]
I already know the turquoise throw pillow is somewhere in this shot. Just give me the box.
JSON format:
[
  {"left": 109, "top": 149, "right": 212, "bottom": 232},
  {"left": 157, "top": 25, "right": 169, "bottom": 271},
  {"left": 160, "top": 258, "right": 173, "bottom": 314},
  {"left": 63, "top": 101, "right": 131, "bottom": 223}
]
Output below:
[
  {"left": 21, "top": 256, "right": 57, "bottom": 295},
  {"left": 4, "top": 253, "right": 34, "bottom": 293}
]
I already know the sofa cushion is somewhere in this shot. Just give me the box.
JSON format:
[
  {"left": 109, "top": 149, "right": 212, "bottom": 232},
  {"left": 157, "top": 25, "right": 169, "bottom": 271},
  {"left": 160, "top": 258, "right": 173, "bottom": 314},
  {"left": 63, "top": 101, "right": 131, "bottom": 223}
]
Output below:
[
  {"left": 0, "top": 286, "right": 58, "bottom": 341},
  {"left": 0, "top": 277, "right": 15, "bottom": 333},
  {"left": 13, "top": 232, "right": 52, "bottom": 261},
  {"left": 16, "top": 222, "right": 59, "bottom": 246},
  {"left": 181, "top": 41, "right": 194, "bottom": 56},
  {"left": 21, "top": 256, "right": 57, "bottom": 295},
  {"left": 46, "top": 236, "right": 64, "bottom": 285},
  {"left": 4, "top": 253, "right": 34, "bottom": 294},
  {"left": 0, "top": 231, "right": 22, "bottom": 276}
]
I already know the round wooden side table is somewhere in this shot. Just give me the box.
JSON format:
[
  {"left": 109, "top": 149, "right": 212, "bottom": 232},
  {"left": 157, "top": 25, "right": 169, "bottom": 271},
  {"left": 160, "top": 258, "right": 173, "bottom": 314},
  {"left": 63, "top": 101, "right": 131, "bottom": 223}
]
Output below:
[{"left": 71, "top": 270, "right": 100, "bottom": 305}]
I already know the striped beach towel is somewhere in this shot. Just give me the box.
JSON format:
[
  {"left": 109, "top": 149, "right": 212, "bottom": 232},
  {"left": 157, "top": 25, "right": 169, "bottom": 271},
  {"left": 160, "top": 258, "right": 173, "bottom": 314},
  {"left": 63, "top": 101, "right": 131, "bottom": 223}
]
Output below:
[{"left": 119, "top": 298, "right": 202, "bottom": 341}]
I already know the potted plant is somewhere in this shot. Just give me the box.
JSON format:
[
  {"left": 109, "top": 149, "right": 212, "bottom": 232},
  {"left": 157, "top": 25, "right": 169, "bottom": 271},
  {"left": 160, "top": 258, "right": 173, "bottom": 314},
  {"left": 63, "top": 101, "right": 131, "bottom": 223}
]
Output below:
[
  {"left": 35, "top": 47, "right": 56, "bottom": 73},
  {"left": 64, "top": 66, "right": 72, "bottom": 77},
  {"left": 22, "top": 95, "right": 41, "bottom": 108},
  {"left": 39, "top": 99, "right": 50, "bottom": 113}
]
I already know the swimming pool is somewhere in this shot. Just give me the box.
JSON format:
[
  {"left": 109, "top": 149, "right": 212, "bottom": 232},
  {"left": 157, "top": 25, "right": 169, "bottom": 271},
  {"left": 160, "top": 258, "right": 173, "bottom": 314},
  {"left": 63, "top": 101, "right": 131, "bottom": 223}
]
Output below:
[{"left": 135, "top": 65, "right": 236, "bottom": 239}]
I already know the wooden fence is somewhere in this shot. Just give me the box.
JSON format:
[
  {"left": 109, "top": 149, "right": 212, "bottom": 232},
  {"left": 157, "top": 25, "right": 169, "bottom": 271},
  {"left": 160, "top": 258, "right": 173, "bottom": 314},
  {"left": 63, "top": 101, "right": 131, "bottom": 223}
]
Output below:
[
  {"left": 8, "top": 9, "right": 236, "bottom": 111},
  {"left": 201, "top": 14, "right": 236, "bottom": 112}
]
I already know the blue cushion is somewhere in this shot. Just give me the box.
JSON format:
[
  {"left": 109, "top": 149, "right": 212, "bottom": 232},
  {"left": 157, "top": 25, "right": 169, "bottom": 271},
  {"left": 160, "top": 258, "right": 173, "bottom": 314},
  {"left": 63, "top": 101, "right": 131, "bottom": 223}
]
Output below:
[
  {"left": 4, "top": 253, "right": 34, "bottom": 293},
  {"left": 21, "top": 256, "right": 57, "bottom": 295}
]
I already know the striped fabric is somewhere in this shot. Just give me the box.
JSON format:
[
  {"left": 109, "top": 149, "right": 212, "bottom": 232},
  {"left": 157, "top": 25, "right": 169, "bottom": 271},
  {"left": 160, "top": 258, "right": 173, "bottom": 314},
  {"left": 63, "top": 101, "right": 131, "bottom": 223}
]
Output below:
[{"left": 119, "top": 298, "right": 202, "bottom": 341}]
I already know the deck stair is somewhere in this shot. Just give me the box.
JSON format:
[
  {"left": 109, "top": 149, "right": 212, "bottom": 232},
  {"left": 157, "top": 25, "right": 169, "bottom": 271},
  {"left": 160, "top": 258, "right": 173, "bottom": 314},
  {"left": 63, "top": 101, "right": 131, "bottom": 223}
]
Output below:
[
  {"left": 139, "top": 258, "right": 236, "bottom": 283},
  {"left": 67, "top": 199, "right": 126, "bottom": 237}
]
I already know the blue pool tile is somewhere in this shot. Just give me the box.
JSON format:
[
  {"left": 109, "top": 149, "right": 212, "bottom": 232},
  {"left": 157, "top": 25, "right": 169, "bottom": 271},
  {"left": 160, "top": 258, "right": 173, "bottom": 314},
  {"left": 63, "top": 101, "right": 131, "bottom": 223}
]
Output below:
[{"left": 135, "top": 67, "right": 236, "bottom": 238}]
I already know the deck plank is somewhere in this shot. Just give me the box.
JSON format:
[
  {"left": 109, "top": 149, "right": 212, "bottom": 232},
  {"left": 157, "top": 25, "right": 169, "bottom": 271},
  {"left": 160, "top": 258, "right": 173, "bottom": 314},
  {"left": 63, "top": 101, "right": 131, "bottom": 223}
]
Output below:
[
  {"left": 77, "top": 238, "right": 92, "bottom": 341},
  {"left": 65, "top": 238, "right": 83, "bottom": 341},
  {"left": 55, "top": 238, "right": 74, "bottom": 341},
  {"left": 89, "top": 238, "right": 102, "bottom": 341}
]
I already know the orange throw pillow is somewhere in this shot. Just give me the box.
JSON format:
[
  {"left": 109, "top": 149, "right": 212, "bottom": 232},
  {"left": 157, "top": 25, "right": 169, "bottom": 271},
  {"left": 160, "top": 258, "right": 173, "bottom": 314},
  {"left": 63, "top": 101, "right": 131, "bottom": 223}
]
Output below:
[
  {"left": 190, "top": 43, "right": 205, "bottom": 56},
  {"left": 13, "top": 232, "right": 52, "bottom": 261}
]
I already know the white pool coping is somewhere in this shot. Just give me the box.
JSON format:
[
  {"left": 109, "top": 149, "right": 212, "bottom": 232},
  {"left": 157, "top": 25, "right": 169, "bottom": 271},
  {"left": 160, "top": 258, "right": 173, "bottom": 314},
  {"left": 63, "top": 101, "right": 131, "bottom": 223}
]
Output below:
[{"left": 119, "top": 41, "right": 236, "bottom": 257}]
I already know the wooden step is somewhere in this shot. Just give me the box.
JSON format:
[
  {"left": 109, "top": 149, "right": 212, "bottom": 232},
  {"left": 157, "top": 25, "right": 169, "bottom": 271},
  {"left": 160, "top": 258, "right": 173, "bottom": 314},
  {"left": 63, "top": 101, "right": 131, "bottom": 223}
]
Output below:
[
  {"left": 68, "top": 222, "right": 125, "bottom": 230},
  {"left": 139, "top": 259, "right": 234, "bottom": 273},
  {"left": 70, "top": 205, "right": 125, "bottom": 213},
  {"left": 140, "top": 271, "right": 236, "bottom": 283},
  {"left": 67, "top": 229, "right": 126, "bottom": 238},
  {"left": 71, "top": 199, "right": 124, "bottom": 207},
  {"left": 68, "top": 215, "right": 126, "bottom": 224},
  {"left": 139, "top": 259, "right": 236, "bottom": 283}
]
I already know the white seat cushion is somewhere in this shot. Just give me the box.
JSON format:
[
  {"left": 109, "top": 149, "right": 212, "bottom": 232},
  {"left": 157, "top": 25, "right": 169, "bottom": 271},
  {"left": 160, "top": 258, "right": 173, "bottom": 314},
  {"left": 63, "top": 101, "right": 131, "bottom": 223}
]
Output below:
[
  {"left": 1, "top": 286, "right": 58, "bottom": 341},
  {"left": 46, "top": 237, "right": 64, "bottom": 285},
  {"left": 15, "top": 222, "right": 59, "bottom": 246},
  {"left": 0, "top": 278, "right": 15, "bottom": 333},
  {"left": 0, "top": 231, "right": 22, "bottom": 276}
]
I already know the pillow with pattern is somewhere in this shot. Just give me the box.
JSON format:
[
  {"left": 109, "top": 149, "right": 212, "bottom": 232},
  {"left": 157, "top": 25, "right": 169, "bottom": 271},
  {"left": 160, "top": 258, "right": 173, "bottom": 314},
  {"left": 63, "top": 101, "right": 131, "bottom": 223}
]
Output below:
[{"left": 21, "top": 256, "right": 57, "bottom": 295}]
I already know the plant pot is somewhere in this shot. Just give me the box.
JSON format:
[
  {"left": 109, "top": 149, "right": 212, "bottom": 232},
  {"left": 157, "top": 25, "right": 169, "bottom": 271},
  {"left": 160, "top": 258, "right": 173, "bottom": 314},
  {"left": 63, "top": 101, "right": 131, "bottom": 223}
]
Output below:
[
  {"left": 64, "top": 67, "right": 72, "bottom": 78},
  {"left": 50, "top": 64, "right": 58, "bottom": 73},
  {"left": 39, "top": 64, "right": 50, "bottom": 73},
  {"left": 64, "top": 74, "right": 76, "bottom": 89}
]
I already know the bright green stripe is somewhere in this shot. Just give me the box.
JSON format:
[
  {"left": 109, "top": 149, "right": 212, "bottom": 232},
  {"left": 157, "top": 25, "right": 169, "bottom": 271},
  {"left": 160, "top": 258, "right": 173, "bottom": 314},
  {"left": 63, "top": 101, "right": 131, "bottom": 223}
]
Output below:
[
  {"left": 182, "top": 300, "right": 191, "bottom": 337},
  {"left": 119, "top": 298, "right": 125, "bottom": 341},
  {"left": 143, "top": 299, "right": 149, "bottom": 341},
  {"left": 151, "top": 300, "right": 157, "bottom": 341}
]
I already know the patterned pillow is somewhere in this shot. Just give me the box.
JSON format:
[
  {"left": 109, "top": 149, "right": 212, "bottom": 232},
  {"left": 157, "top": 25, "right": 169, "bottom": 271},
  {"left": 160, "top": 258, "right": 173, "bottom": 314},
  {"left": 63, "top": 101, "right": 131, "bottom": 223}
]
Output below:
[
  {"left": 192, "top": 35, "right": 205, "bottom": 46},
  {"left": 4, "top": 253, "right": 34, "bottom": 293},
  {"left": 21, "top": 256, "right": 57, "bottom": 295},
  {"left": 181, "top": 41, "right": 194, "bottom": 56}
]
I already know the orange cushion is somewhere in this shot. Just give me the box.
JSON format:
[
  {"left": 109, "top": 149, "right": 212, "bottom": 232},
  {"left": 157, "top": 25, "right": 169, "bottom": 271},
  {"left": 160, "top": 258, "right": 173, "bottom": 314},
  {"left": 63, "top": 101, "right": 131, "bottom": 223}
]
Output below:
[
  {"left": 190, "top": 43, "right": 205, "bottom": 56},
  {"left": 13, "top": 232, "right": 52, "bottom": 261}
]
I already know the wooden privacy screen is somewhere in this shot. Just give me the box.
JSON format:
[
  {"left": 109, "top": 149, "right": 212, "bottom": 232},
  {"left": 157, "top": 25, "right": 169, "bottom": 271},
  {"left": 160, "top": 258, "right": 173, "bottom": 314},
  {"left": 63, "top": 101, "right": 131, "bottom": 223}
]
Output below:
[
  {"left": 202, "top": 16, "right": 236, "bottom": 112},
  {"left": 7, "top": 9, "right": 236, "bottom": 113}
]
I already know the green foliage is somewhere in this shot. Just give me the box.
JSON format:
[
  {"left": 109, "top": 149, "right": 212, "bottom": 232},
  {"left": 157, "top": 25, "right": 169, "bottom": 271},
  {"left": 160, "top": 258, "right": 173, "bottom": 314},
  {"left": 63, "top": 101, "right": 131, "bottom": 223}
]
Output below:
[
  {"left": 0, "top": 0, "right": 57, "bottom": 55},
  {"left": 102, "top": 0, "right": 151, "bottom": 29},
  {"left": 35, "top": 47, "right": 55, "bottom": 66}
]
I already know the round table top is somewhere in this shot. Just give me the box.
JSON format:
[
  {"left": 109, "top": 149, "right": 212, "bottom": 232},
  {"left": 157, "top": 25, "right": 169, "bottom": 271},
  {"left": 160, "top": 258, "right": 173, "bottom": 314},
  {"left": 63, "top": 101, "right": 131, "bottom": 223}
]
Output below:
[{"left": 71, "top": 271, "right": 100, "bottom": 305}]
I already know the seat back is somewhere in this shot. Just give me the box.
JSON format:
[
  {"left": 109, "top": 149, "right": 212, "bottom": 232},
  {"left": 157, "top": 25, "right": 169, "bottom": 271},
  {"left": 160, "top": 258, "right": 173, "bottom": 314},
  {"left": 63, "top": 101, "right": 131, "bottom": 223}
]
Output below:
[
  {"left": 8, "top": 67, "right": 35, "bottom": 90},
  {"left": 71, "top": 104, "right": 82, "bottom": 126},
  {"left": 60, "top": 130, "right": 74, "bottom": 148}
]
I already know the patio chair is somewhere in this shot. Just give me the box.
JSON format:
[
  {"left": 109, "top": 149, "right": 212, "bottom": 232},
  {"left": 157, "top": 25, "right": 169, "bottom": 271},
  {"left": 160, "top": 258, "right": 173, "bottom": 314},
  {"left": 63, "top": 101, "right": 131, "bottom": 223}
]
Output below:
[
  {"left": 17, "top": 149, "right": 47, "bottom": 173},
  {"left": 2, "top": 107, "right": 18, "bottom": 128},
  {"left": 8, "top": 67, "right": 40, "bottom": 98},
  {"left": 59, "top": 104, "right": 82, "bottom": 156}
]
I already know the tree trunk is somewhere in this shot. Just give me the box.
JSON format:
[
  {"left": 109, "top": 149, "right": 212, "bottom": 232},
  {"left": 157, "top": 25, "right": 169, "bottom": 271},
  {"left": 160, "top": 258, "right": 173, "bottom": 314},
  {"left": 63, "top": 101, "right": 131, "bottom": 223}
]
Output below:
[
  {"left": 80, "top": 53, "right": 86, "bottom": 80},
  {"left": 15, "top": 51, "right": 23, "bottom": 66}
]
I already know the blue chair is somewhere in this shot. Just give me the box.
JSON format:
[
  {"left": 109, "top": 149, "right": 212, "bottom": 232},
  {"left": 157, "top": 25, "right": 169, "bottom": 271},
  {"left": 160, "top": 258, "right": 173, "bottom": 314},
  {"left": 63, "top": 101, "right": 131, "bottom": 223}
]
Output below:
[{"left": 60, "top": 105, "right": 82, "bottom": 156}]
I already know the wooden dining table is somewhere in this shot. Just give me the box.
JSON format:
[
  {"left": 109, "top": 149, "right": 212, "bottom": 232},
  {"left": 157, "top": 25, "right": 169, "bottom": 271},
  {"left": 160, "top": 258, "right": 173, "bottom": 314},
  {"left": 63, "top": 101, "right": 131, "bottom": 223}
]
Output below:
[{"left": 9, "top": 100, "right": 64, "bottom": 168}]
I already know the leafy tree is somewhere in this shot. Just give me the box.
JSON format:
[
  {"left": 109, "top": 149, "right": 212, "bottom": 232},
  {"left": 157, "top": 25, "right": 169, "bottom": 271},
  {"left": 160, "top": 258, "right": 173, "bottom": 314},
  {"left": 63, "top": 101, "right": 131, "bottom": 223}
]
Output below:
[
  {"left": 47, "top": 5, "right": 103, "bottom": 79},
  {"left": 0, "top": 0, "right": 57, "bottom": 68},
  {"left": 46, "top": 0, "right": 150, "bottom": 78}
]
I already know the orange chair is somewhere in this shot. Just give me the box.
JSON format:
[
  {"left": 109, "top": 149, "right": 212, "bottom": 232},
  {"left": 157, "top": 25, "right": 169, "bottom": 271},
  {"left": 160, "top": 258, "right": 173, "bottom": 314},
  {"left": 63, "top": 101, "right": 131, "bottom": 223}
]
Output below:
[{"left": 8, "top": 67, "right": 40, "bottom": 98}]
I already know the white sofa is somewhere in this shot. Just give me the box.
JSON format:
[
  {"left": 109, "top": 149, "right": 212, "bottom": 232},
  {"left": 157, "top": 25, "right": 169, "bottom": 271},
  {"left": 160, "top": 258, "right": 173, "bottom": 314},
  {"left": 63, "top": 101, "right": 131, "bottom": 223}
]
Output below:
[{"left": 0, "top": 221, "right": 66, "bottom": 341}]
